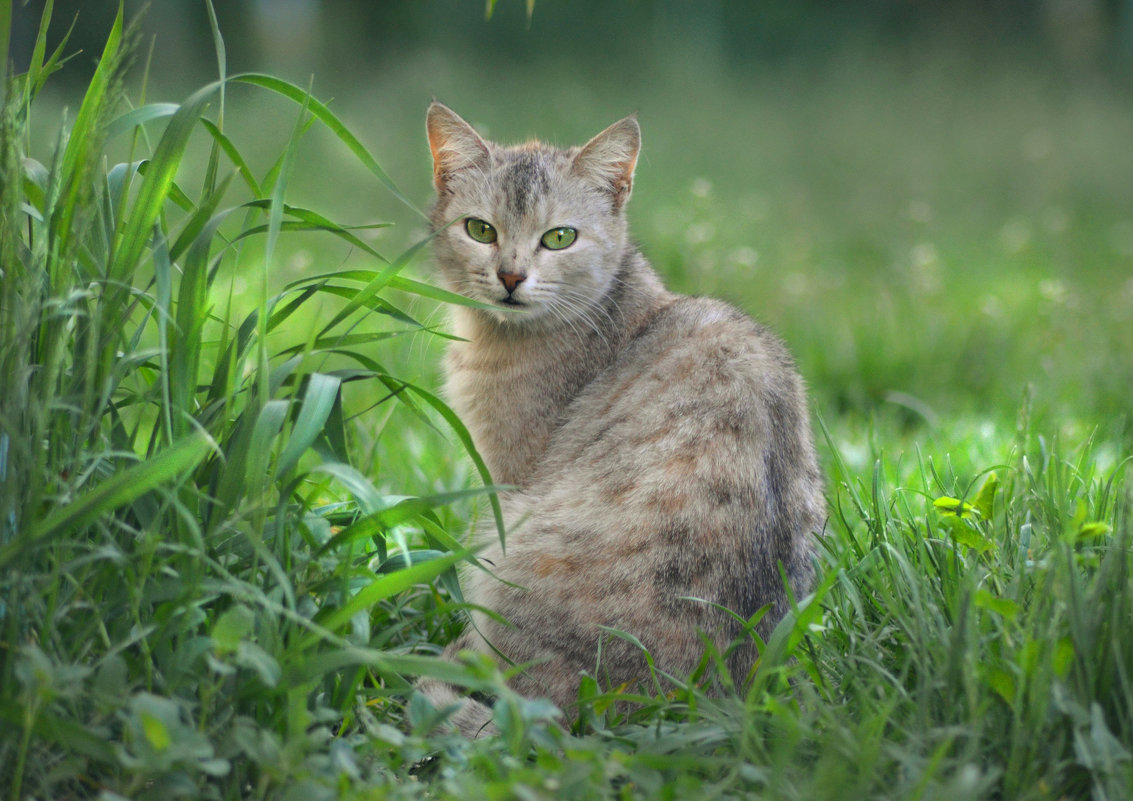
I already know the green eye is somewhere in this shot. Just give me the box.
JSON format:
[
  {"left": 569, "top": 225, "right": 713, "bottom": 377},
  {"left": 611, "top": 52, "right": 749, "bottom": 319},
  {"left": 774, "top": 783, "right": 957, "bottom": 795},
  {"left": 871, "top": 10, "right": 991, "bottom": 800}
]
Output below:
[
  {"left": 465, "top": 218, "right": 497, "bottom": 244},
  {"left": 541, "top": 227, "right": 577, "bottom": 250}
]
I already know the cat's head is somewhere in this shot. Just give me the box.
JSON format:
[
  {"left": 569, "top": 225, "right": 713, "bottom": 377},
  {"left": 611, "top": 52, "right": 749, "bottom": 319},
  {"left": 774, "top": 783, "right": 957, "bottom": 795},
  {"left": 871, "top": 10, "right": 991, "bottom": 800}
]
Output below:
[{"left": 426, "top": 102, "right": 640, "bottom": 330}]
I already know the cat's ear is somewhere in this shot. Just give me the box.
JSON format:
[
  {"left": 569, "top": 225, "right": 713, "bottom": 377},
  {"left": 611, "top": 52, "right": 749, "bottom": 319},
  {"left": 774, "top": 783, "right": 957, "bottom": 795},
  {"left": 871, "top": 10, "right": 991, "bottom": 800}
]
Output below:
[
  {"left": 572, "top": 115, "right": 640, "bottom": 210},
  {"left": 427, "top": 102, "right": 490, "bottom": 193}
]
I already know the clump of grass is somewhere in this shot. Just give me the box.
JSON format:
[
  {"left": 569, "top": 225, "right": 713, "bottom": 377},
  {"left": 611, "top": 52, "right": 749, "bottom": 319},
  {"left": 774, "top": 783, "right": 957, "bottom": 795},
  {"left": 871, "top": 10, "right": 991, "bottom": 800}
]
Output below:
[{"left": 0, "top": 3, "right": 504, "bottom": 798}]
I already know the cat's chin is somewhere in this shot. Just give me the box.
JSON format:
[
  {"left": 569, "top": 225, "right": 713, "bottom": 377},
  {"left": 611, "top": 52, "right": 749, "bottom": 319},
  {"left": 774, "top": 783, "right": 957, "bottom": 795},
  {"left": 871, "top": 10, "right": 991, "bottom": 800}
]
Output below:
[
  {"left": 477, "top": 299, "right": 567, "bottom": 330},
  {"left": 483, "top": 302, "right": 539, "bottom": 324}
]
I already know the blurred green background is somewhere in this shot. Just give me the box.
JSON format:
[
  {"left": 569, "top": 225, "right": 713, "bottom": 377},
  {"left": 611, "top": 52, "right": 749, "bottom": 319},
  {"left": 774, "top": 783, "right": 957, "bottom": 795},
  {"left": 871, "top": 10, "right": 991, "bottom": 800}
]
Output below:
[{"left": 14, "top": 0, "right": 1133, "bottom": 440}]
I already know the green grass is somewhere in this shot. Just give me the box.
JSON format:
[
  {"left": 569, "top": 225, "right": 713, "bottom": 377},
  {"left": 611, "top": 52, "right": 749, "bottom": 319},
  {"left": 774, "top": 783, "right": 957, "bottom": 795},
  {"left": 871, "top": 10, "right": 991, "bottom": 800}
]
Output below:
[{"left": 2, "top": 3, "right": 1131, "bottom": 800}]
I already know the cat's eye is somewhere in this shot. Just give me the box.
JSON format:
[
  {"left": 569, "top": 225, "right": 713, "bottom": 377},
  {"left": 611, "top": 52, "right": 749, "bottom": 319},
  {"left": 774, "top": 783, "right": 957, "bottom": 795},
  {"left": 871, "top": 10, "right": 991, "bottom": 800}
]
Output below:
[
  {"left": 541, "top": 227, "right": 577, "bottom": 250},
  {"left": 465, "top": 218, "right": 497, "bottom": 244}
]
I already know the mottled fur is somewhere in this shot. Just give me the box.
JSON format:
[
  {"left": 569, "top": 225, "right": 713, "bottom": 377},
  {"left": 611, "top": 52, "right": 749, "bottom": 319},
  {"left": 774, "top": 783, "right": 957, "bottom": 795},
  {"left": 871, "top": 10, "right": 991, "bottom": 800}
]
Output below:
[{"left": 419, "top": 103, "right": 824, "bottom": 737}]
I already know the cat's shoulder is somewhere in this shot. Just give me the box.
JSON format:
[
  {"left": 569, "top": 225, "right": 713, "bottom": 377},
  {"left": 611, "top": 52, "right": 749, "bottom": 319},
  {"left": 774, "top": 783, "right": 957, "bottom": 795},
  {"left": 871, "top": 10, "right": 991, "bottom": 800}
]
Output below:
[{"left": 628, "top": 292, "right": 799, "bottom": 379}]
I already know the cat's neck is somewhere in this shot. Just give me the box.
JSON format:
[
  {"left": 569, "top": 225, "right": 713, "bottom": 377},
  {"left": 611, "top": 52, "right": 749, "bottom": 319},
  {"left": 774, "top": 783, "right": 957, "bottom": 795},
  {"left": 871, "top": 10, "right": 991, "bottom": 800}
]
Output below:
[{"left": 445, "top": 249, "right": 671, "bottom": 486}]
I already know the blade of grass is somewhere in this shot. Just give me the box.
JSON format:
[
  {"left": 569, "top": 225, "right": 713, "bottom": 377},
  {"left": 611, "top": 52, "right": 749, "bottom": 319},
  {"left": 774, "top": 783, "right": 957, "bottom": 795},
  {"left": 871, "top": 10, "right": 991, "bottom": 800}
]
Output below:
[
  {"left": 304, "top": 549, "right": 468, "bottom": 646},
  {"left": 4, "top": 432, "right": 213, "bottom": 569},
  {"left": 276, "top": 372, "right": 342, "bottom": 477},
  {"left": 316, "top": 487, "right": 506, "bottom": 556},
  {"left": 106, "top": 103, "right": 179, "bottom": 141},
  {"left": 230, "top": 72, "right": 423, "bottom": 218},
  {"left": 107, "top": 79, "right": 222, "bottom": 287},
  {"left": 402, "top": 382, "right": 508, "bottom": 550}
]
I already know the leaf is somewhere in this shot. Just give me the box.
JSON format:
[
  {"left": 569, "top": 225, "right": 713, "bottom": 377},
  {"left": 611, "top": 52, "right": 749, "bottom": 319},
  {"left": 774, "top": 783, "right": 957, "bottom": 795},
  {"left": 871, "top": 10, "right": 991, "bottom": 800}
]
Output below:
[
  {"left": 199, "top": 117, "right": 262, "bottom": 197},
  {"left": 974, "top": 589, "right": 1019, "bottom": 621},
  {"left": 235, "top": 642, "right": 282, "bottom": 687},
  {"left": 387, "top": 273, "right": 516, "bottom": 312},
  {"left": 244, "top": 400, "right": 289, "bottom": 492},
  {"left": 933, "top": 496, "right": 977, "bottom": 518},
  {"left": 1076, "top": 521, "right": 1112, "bottom": 541},
  {"left": 304, "top": 549, "right": 468, "bottom": 646},
  {"left": 1052, "top": 636, "right": 1076, "bottom": 679},
  {"left": 230, "top": 73, "right": 423, "bottom": 217},
  {"left": 5, "top": 433, "right": 212, "bottom": 568},
  {"left": 108, "top": 80, "right": 223, "bottom": 286},
  {"left": 973, "top": 472, "right": 999, "bottom": 519},
  {"left": 939, "top": 514, "right": 995, "bottom": 554},
  {"left": 316, "top": 234, "right": 439, "bottom": 336},
  {"left": 316, "top": 487, "right": 504, "bottom": 555},
  {"left": 287, "top": 647, "right": 496, "bottom": 690},
  {"left": 401, "top": 382, "right": 508, "bottom": 551},
  {"left": 309, "top": 462, "right": 387, "bottom": 513},
  {"left": 105, "top": 102, "right": 180, "bottom": 141},
  {"left": 276, "top": 373, "right": 341, "bottom": 477},
  {"left": 141, "top": 710, "right": 172, "bottom": 752},
  {"left": 375, "top": 550, "right": 448, "bottom": 574},
  {"left": 212, "top": 605, "right": 255, "bottom": 654}
]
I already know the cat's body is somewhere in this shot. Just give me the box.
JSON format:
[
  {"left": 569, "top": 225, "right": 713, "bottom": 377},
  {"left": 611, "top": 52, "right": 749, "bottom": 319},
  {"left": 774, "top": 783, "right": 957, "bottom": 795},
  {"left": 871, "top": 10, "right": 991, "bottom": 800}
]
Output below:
[{"left": 420, "top": 103, "right": 824, "bottom": 736}]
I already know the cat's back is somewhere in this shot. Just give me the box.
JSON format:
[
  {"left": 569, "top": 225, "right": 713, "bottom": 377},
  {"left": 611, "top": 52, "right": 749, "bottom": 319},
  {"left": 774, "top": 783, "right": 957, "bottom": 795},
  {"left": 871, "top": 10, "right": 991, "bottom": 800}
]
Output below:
[
  {"left": 493, "top": 294, "right": 823, "bottom": 647},
  {"left": 538, "top": 294, "right": 814, "bottom": 493}
]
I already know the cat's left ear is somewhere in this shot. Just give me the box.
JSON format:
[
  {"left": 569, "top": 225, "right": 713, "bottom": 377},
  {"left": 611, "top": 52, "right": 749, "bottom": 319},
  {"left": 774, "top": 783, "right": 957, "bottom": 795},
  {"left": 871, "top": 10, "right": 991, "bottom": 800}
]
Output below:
[{"left": 572, "top": 115, "right": 640, "bottom": 211}]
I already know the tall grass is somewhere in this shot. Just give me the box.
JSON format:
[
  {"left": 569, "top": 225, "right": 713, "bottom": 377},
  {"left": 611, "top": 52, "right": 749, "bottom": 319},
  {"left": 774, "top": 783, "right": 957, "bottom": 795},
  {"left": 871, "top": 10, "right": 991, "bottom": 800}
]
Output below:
[{"left": 0, "top": 3, "right": 504, "bottom": 798}]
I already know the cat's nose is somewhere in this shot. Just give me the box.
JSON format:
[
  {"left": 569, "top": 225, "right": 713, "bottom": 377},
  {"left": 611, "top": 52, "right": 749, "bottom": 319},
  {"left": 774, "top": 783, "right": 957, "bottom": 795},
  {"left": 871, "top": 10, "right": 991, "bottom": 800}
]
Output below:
[{"left": 497, "top": 270, "right": 527, "bottom": 293}]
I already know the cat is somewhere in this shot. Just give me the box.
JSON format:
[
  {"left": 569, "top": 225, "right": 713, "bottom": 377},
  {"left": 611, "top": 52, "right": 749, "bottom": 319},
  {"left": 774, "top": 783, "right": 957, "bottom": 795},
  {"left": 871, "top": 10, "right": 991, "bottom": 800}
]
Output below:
[{"left": 417, "top": 102, "right": 825, "bottom": 737}]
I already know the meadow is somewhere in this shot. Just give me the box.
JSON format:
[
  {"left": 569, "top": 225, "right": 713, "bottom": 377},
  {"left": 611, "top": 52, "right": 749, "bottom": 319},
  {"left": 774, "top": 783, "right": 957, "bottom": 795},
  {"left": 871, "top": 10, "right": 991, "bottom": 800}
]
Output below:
[{"left": 1, "top": 2, "right": 1131, "bottom": 799}]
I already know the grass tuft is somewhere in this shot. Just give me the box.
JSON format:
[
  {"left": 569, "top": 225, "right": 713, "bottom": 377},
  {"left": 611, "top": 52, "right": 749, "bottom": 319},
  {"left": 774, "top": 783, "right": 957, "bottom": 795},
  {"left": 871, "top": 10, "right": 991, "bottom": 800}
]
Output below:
[{"left": 0, "top": 4, "right": 501, "bottom": 798}]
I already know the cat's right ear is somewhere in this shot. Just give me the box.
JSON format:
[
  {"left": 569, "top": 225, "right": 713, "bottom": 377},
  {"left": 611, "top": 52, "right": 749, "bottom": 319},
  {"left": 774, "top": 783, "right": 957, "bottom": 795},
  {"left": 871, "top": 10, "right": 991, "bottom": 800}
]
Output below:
[{"left": 427, "top": 102, "right": 490, "bottom": 194}]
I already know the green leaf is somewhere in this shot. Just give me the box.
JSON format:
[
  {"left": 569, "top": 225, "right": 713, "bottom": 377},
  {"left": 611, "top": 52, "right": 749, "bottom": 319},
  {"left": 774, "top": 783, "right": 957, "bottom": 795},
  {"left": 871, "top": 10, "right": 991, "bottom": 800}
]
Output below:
[
  {"left": 277, "top": 373, "right": 341, "bottom": 477},
  {"left": 212, "top": 605, "right": 255, "bottom": 654},
  {"left": 108, "top": 80, "right": 223, "bottom": 286},
  {"left": 402, "top": 382, "right": 508, "bottom": 551},
  {"left": 106, "top": 102, "right": 180, "bottom": 141},
  {"left": 1, "top": 1, "right": 14, "bottom": 89},
  {"left": 304, "top": 549, "right": 468, "bottom": 646},
  {"left": 241, "top": 200, "right": 391, "bottom": 262},
  {"left": 244, "top": 400, "right": 289, "bottom": 491},
  {"left": 987, "top": 666, "right": 1017, "bottom": 705},
  {"left": 939, "top": 514, "right": 995, "bottom": 554},
  {"left": 1076, "top": 521, "right": 1111, "bottom": 541},
  {"left": 974, "top": 589, "right": 1019, "bottom": 621},
  {"left": 199, "top": 117, "right": 262, "bottom": 197},
  {"left": 5, "top": 433, "right": 212, "bottom": 568},
  {"left": 316, "top": 235, "right": 438, "bottom": 336},
  {"left": 230, "top": 73, "right": 423, "bottom": 217},
  {"left": 973, "top": 472, "right": 999, "bottom": 519},
  {"left": 317, "top": 487, "right": 504, "bottom": 555},
  {"left": 285, "top": 647, "right": 494, "bottom": 689},
  {"left": 141, "top": 711, "right": 172, "bottom": 752},
  {"left": 387, "top": 274, "right": 515, "bottom": 312},
  {"left": 933, "top": 496, "right": 976, "bottom": 518},
  {"left": 309, "top": 462, "right": 387, "bottom": 513},
  {"left": 52, "top": 2, "right": 123, "bottom": 258},
  {"left": 235, "top": 642, "right": 281, "bottom": 687}
]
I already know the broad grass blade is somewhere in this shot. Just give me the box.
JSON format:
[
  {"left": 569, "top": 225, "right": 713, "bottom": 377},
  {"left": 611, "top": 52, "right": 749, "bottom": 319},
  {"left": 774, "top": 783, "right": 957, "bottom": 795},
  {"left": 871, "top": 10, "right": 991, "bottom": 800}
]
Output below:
[{"left": 7, "top": 433, "right": 212, "bottom": 568}]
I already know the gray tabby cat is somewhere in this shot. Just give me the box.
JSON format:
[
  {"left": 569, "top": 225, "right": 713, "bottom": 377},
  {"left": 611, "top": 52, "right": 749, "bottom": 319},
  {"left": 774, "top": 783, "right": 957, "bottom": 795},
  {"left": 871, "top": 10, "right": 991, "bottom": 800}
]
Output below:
[{"left": 419, "top": 102, "right": 824, "bottom": 737}]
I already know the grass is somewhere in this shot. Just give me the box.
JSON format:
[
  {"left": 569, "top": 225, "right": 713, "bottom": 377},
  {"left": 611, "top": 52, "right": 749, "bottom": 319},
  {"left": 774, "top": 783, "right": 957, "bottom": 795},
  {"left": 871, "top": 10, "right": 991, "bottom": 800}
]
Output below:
[{"left": 1, "top": 3, "right": 1131, "bottom": 800}]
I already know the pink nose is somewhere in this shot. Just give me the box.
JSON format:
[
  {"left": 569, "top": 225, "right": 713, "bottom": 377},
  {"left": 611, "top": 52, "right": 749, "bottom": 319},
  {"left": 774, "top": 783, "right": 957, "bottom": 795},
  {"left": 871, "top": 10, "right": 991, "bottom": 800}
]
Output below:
[{"left": 497, "top": 271, "right": 526, "bottom": 293}]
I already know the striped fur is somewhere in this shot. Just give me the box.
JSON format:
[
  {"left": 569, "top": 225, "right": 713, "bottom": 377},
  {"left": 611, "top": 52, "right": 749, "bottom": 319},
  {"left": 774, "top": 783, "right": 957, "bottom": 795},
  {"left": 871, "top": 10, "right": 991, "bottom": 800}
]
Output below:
[{"left": 420, "top": 103, "right": 824, "bottom": 736}]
